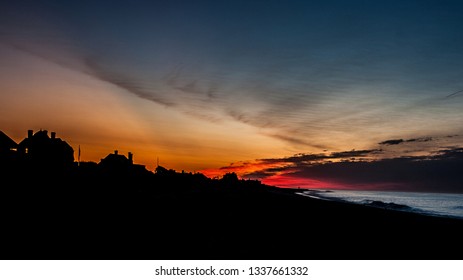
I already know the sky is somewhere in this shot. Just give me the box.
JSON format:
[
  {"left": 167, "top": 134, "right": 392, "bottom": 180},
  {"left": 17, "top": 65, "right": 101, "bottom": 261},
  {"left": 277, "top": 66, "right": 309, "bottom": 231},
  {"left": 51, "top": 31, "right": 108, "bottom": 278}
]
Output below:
[{"left": 1, "top": 0, "right": 463, "bottom": 192}]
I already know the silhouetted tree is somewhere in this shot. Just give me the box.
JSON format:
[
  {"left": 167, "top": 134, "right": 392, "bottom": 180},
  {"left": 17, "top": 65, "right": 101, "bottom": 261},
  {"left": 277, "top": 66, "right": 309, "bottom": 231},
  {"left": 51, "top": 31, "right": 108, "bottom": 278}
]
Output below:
[{"left": 220, "top": 172, "right": 239, "bottom": 187}]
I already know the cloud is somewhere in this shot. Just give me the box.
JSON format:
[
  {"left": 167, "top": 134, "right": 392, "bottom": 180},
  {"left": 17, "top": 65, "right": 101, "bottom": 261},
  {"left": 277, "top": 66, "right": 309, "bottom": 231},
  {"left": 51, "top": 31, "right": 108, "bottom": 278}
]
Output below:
[
  {"left": 264, "top": 133, "right": 325, "bottom": 149},
  {"left": 379, "top": 137, "right": 433, "bottom": 146},
  {"left": 164, "top": 65, "right": 219, "bottom": 101},
  {"left": 3, "top": 40, "right": 231, "bottom": 124},
  {"left": 260, "top": 149, "right": 381, "bottom": 165},
  {"left": 329, "top": 149, "right": 383, "bottom": 158},
  {"left": 2, "top": 40, "right": 179, "bottom": 108},
  {"left": 201, "top": 148, "right": 383, "bottom": 182},
  {"left": 203, "top": 143, "right": 463, "bottom": 193},
  {"left": 3, "top": 22, "right": 457, "bottom": 153},
  {"left": 4, "top": 8, "right": 463, "bottom": 154},
  {"left": 446, "top": 89, "right": 463, "bottom": 98},
  {"left": 285, "top": 147, "right": 463, "bottom": 193},
  {"left": 379, "top": 139, "right": 404, "bottom": 145},
  {"left": 83, "top": 58, "right": 177, "bottom": 107},
  {"left": 405, "top": 137, "right": 433, "bottom": 143}
]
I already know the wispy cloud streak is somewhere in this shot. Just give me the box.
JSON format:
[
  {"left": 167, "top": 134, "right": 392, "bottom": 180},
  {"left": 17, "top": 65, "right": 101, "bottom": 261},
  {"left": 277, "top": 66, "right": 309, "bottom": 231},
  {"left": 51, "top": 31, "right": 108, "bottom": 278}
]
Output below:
[{"left": 446, "top": 89, "right": 463, "bottom": 98}]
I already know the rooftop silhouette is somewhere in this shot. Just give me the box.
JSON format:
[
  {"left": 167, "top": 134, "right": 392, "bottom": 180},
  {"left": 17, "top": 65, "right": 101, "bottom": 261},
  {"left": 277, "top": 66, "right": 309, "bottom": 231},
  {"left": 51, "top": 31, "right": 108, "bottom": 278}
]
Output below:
[{"left": 0, "top": 130, "right": 17, "bottom": 152}]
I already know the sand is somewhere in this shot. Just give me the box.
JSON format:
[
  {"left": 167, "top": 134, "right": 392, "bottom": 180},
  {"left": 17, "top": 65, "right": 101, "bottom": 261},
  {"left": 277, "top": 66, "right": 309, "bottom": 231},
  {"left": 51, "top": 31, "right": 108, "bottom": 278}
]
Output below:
[{"left": 2, "top": 176, "right": 462, "bottom": 260}]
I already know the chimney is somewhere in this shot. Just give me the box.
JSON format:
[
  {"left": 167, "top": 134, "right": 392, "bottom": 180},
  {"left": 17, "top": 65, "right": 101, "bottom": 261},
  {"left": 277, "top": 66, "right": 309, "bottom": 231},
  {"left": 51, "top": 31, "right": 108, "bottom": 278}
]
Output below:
[
  {"left": 128, "top": 152, "right": 133, "bottom": 163},
  {"left": 114, "top": 150, "right": 118, "bottom": 155},
  {"left": 28, "top": 130, "right": 33, "bottom": 138},
  {"left": 51, "top": 132, "right": 56, "bottom": 139}
]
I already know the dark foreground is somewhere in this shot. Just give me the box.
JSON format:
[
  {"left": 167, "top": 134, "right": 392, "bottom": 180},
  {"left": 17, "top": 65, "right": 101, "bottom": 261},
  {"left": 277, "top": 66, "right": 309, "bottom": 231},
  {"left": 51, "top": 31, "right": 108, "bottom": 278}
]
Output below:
[{"left": 1, "top": 169, "right": 463, "bottom": 260}]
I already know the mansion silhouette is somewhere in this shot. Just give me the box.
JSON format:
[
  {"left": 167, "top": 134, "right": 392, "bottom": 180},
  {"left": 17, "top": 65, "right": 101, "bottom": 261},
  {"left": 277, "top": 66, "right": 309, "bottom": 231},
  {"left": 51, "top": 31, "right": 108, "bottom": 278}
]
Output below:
[
  {"left": 1, "top": 129, "right": 73, "bottom": 168},
  {"left": 0, "top": 129, "right": 150, "bottom": 175}
]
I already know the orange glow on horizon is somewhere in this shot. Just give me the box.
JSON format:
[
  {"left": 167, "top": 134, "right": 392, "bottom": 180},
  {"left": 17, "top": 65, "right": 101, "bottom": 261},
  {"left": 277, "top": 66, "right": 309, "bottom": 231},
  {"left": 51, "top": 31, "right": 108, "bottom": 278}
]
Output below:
[{"left": 200, "top": 160, "right": 287, "bottom": 178}]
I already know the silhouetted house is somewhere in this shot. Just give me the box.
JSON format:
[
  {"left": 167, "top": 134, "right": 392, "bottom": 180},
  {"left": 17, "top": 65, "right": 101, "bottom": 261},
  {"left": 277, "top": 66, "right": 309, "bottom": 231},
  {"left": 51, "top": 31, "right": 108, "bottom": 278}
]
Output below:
[
  {"left": 99, "top": 150, "right": 132, "bottom": 169},
  {"left": 0, "top": 131, "right": 17, "bottom": 154},
  {"left": 99, "top": 150, "right": 148, "bottom": 175},
  {"left": 155, "top": 165, "right": 176, "bottom": 176},
  {"left": 17, "top": 129, "right": 74, "bottom": 168},
  {"left": 0, "top": 131, "right": 18, "bottom": 167}
]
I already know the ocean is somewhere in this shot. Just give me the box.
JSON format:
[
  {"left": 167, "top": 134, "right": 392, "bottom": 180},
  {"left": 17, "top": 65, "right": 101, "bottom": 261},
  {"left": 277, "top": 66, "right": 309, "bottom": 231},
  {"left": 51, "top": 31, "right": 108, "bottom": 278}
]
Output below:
[{"left": 299, "top": 189, "right": 463, "bottom": 219}]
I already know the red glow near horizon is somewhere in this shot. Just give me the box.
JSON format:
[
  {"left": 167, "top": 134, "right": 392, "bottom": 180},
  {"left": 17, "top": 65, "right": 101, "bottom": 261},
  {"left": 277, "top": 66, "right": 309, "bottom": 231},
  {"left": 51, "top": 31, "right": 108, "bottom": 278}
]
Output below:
[
  {"left": 201, "top": 162, "right": 342, "bottom": 189},
  {"left": 261, "top": 174, "right": 339, "bottom": 189},
  {"left": 200, "top": 160, "right": 287, "bottom": 179},
  {"left": 200, "top": 160, "right": 405, "bottom": 191}
]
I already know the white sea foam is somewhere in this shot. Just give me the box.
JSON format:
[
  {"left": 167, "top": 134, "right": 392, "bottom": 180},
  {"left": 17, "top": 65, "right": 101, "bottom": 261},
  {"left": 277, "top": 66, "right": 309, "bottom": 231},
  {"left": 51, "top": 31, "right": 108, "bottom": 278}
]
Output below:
[{"left": 301, "top": 189, "right": 463, "bottom": 219}]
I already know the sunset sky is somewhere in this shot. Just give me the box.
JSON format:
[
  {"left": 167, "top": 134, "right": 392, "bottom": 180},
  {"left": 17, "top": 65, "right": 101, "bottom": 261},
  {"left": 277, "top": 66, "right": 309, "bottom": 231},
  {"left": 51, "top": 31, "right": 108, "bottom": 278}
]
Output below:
[{"left": 1, "top": 0, "right": 463, "bottom": 192}]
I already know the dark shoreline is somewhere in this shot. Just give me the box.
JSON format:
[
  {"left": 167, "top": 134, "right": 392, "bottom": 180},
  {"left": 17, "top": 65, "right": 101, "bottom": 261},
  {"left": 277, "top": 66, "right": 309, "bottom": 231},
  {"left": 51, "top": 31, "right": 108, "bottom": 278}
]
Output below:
[{"left": 2, "top": 177, "right": 462, "bottom": 260}]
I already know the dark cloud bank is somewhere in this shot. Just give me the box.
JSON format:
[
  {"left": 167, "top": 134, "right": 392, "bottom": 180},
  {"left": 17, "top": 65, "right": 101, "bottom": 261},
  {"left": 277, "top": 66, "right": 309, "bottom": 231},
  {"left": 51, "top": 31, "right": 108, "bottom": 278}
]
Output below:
[
  {"left": 244, "top": 148, "right": 463, "bottom": 193},
  {"left": 379, "top": 137, "right": 433, "bottom": 146}
]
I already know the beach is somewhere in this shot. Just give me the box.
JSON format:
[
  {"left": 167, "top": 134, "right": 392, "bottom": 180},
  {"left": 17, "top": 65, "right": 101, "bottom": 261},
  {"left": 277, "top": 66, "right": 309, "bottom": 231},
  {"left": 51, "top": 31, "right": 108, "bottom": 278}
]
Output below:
[{"left": 2, "top": 175, "right": 462, "bottom": 260}]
